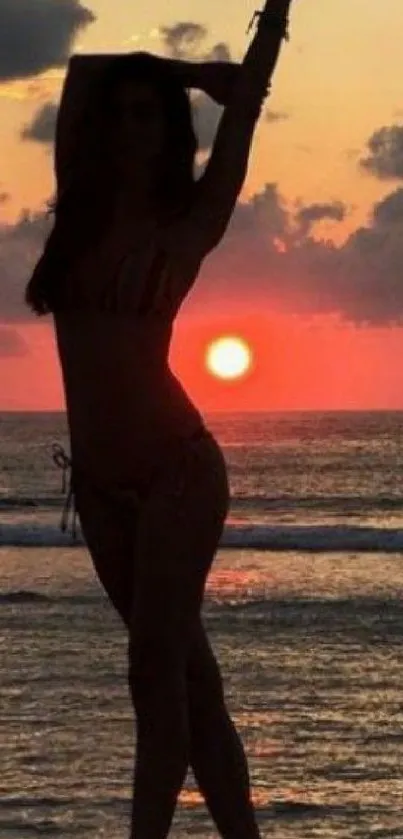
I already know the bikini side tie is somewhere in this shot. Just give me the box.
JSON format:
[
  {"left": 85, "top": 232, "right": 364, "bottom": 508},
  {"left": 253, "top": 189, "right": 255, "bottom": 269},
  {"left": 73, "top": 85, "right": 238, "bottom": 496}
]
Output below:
[{"left": 51, "top": 443, "right": 78, "bottom": 540}]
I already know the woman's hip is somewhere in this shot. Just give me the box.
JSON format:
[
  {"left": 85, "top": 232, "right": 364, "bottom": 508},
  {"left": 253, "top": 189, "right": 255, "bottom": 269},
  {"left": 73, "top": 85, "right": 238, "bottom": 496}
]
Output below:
[
  {"left": 73, "top": 426, "right": 229, "bottom": 539},
  {"left": 151, "top": 427, "right": 230, "bottom": 526}
]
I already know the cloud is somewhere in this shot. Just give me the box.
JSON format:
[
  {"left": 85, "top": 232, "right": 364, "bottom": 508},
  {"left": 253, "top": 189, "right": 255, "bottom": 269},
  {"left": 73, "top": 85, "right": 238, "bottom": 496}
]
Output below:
[
  {"left": 0, "top": 190, "right": 10, "bottom": 204},
  {"left": 21, "top": 102, "right": 58, "bottom": 144},
  {"left": 0, "top": 0, "right": 95, "bottom": 81},
  {"left": 296, "top": 201, "right": 347, "bottom": 237},
  {"left": 0, "top": 209, "right": 52, "bottom": 321},
  {"left": 0, "top": 326, "right": 27, "bottom": 356},
  {"left": 159, "top": 21, "right": 233, "bottom": 66},
  {"left": 265, "top": 109, "right": 289, "bottom": 123},
  {"left": 204, "top": 42, "right": 231, "bottom": 62},
  {"left": 191, "top": 183, "right": 403, "bottom": 327},
  {"left": 372, "top": 187, "right": 403, "bottom": 226},
  {"left": 230, "top": 183, "right": 290, "bottom": 240},
  {"left": 360, "top": 124, "right": 403, "bottom": 180},
  {"left": 159, "top": 22, "right": 209, "bottom": 60}
]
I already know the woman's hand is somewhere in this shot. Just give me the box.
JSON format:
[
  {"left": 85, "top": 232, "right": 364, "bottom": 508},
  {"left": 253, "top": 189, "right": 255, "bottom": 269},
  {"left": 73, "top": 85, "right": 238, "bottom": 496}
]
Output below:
[
  {"left": 196, "top": 61, "right": 240, "bottom": 106},
  {"left": 156, "top": 57, "right": 239, "bottom": 106}
]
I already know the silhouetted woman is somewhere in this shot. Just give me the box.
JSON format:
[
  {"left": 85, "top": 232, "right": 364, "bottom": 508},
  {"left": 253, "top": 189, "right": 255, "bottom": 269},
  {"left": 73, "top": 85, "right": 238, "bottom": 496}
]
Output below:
[{"left": 26, "top": 1, "right": 295, "bottom": 837}]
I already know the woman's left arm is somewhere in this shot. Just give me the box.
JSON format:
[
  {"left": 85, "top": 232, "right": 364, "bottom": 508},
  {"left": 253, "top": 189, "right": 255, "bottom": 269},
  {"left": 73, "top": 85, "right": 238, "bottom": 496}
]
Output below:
[
  {"left": 165, "top": 0, "right": 295, "bottom": 262},
  {"left": 162, "top": 58, "right": 241, "bottom": 106}
]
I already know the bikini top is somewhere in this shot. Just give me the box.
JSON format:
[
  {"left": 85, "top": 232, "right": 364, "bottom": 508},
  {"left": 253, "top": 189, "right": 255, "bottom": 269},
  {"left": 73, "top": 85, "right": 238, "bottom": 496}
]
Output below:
[
  {"left": 99, "top": 239, "right": 174, "bottom": 317},
  {"left": 58, "top": 225, "right": 200, "bottom": 323}
]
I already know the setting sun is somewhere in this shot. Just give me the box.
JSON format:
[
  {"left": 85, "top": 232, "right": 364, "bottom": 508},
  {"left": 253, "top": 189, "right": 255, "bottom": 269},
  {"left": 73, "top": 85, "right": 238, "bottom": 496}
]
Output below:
[{"left": 206, "top": 336, "right": 253, "bottom": 381}]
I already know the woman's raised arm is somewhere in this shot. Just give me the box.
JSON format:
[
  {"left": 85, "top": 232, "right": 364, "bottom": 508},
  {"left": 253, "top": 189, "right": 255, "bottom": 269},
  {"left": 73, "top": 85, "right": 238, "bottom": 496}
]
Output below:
[
  {"left": 163, "top": 58, "right": 241, "bottom": 106},
  {"left": 168, "top": 0, "right": 295, "bottom": 256}
]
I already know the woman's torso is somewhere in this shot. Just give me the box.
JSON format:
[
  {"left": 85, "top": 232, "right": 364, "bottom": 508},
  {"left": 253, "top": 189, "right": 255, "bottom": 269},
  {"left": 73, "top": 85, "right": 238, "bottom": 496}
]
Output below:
[{"left": 54, "top": 221, "right": 204, "bottom": 489}]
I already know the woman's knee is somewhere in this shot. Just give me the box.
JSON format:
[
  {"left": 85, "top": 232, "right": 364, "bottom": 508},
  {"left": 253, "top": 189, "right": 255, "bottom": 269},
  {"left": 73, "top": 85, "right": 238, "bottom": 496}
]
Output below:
[{"left": 187, "top": 630, "right": 226, "bottom": 713}]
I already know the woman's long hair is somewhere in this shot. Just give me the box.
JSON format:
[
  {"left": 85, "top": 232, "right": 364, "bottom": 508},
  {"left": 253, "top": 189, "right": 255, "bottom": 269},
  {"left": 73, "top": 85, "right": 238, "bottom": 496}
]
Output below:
[{"left": 25, "top": 53, "right": 198, "bottom": 315}]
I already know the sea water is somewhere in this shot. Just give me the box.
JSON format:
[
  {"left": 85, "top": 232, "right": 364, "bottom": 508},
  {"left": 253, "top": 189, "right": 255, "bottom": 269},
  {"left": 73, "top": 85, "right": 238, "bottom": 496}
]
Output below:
[{"left": 1, "top": 411, "right": 403, "bottom": 838}]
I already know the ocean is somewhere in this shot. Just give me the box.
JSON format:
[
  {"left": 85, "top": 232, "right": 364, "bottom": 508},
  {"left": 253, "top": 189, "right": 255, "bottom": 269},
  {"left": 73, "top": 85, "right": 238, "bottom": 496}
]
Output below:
[{"left": 1, "top": 410, "right": 403, "bottom": 838}]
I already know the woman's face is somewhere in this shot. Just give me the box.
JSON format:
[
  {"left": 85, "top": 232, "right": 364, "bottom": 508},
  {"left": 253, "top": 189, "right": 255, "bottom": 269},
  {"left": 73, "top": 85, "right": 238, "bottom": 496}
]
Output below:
[{"left": 110, "top": 80, "right": 166, "bottom": 174}]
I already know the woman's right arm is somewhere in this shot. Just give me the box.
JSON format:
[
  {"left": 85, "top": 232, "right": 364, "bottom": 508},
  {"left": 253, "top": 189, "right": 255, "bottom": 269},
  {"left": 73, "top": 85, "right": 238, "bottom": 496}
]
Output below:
[{"left": 166, "top": 0, "right": 295, "bottom": 259}]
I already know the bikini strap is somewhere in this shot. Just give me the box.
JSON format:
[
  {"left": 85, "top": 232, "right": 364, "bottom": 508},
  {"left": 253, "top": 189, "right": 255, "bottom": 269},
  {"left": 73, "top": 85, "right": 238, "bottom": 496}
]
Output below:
[{"left": 51, "top": 443, "right": 78, "bottom": 540}]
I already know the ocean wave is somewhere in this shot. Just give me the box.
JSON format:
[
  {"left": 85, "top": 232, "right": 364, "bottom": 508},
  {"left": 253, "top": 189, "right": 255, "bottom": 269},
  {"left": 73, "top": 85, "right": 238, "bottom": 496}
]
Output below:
[
  {"left": 2, "top": 593, "right": 403, "bottom": 637},
  {"left": 1, "top": 522, "right": 403, "bottom": 551},
  {"left": 0, "top": 816, "right": 64, "bottom": 835},
  {"left": 0, "top": 495, "right": 62, "bottom": 509},
  {"left": 0, "top": 591, "right": 51, "bottom": 603},
  {"left": 231, "top": 494, "right": 403, "bottom": 512},
  {"left": 0, "top": 591, "right": 97, "bottom": 604},
  {"left": 2, "top": 493, "right": 403, "bottom": 513}
]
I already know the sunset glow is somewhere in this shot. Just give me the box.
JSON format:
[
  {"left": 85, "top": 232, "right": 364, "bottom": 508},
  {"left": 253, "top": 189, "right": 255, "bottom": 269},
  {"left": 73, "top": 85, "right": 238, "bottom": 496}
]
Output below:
[
  {"left": 206, "top": 336, "right": 252, "bottom": 381},
  {"left": 1, "top": 0, "right": 403, "bottom": 410}
]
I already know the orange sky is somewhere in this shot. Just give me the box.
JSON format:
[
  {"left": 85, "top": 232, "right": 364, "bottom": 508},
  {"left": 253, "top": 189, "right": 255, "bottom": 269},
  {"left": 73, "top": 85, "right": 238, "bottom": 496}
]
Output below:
[{"left": 1, "top": 0, "right": 403, "bottom": 411}]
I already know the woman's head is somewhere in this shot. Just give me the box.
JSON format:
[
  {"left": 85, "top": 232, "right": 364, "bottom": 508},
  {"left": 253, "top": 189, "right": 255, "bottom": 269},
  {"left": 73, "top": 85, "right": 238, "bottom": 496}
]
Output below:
[
  {"left": 110, "top": 79, "right": 167, "bottom": 173},
  {"left": 26, "top": 53, "right": 198, "bottom": 315},
  {"left": 70, "top": 52, "right": 198, "bottom": 212}
]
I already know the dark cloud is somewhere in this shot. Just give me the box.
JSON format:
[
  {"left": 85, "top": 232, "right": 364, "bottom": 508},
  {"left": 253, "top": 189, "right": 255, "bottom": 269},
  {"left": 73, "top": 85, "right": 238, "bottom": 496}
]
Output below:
[
  {"left": 360, "top": 125, "right": 403, "bottom": 180},
  {"left": 159, "top": 22, "right": 208, "bottom": 60},
  {"left": 21, "top": 102, "right": 58, "bottom": 144},
  {"left": 159, "top": 21, "right": 232, "bottom": 65},
  {"left": 0, "top": 326, "right": 27, "bottom": 356},
  {"left": 296, "top": 201, "right": 347, "bottom": 237},
  {"left": 372, "top": 186, "right": 403, "bottom": 226},
  {"left": 265, "top": 109, "right": 289, "bottom": 123},
  {"left": 0, "top": 0, "right": 95, "bottom": 81},
  {"left": 204, "top": 42, "right": 231, "bottom": 62},
  {"left": 0, "top": 190, "right": 10, "bottom": 204},
  {"left": 189, "top": 183, "right": 403, "bottom": 327},
  {"left": 230, "top": 183, "right": 290, "bottom": 240},
  {"left": 159, "top": 21, "right": 232, "bottom": 67},
  {"left": 0, "top": 209, "right": 52, "bottom": 321}
]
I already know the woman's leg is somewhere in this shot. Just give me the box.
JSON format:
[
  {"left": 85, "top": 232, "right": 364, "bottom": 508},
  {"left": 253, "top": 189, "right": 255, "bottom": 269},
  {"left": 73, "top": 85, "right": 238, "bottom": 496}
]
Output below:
[
  {"left": 187, "top": 620, "right": 261, "bottom": 839},
  {"left": 73, "top": 477, "right": 136, "bottom": 622},
  {"left": 74, "top": 470, "right": 192, "bottom": 839},
  {"left": 127, "top": 434, "right": 229, "bottom": 839},
  {"left": 74, "top": 436, "right": 260, "bottom": 839}
]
